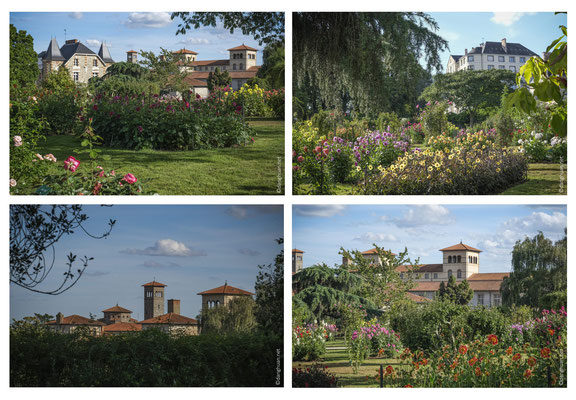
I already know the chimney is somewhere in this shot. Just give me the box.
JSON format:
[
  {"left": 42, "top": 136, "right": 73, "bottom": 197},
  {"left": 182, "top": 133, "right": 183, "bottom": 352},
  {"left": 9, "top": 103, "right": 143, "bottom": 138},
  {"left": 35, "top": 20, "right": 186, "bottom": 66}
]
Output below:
[
  {"left": 501, "top": 38, "right": 507, "bottom": 51},
  {"left": 65, "top": 39, "right": 78, "bottom": 45},
  {"left": 465, "top": 48, "right": 468, "bottom": 55},
  {"left": 167, "top": 299, "right": 181, "bottom": 315},
  {"left": 56, "top": 312, "right": 63, "bottom": 324}
]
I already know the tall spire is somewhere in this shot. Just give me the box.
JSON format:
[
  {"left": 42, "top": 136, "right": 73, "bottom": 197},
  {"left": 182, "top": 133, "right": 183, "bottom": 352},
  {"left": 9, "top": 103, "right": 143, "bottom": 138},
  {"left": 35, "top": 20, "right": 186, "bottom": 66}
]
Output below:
[
  {"left": 43, "top": 37, "right": 65, "bottom": 61},
  {"left": 98, "top": 41, "right": 114, "bottom": 63}
]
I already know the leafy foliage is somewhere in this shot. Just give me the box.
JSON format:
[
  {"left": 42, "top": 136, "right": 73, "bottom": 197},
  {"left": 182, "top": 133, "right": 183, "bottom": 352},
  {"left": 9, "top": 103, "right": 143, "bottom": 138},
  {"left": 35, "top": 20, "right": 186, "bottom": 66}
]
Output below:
[
  {"left": 501, "top": 232, "right": 567, "bottom": 309},
  {"left": 254, "top": 239, "right": 283, "bottom": 336},
  {"left": 293, "top": 12, "right": 447, "bottom": 116},
  {"left": 508, "top": 24, "right": 567, "bottom": 137},
  {"left": 201, "top": 297, "right": 257, "bottom": 335},
  {"left": 207, "top": 67, "right": 232, "bottom": 92},
  {"left": 437, "top": 275, "right": 474, "bottom": 305},
  {"left": 172, "top": 12, "right": 284, "bottom": 45},
  {"left": 10, "top": 24, "right": 38, "bottom": 89},
  {"left": 10, "top": 205, "right": 115, "bottom": 295}
]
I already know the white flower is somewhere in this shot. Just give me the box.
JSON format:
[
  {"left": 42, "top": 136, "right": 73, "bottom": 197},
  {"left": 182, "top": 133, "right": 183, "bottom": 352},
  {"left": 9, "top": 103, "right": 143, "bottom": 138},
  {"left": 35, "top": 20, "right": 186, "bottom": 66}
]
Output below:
[
  {"left": 9, "top": 179, "right": 17, "bottom": 187},
  {"left": 13, "top": 136, "right": 22, "bottom": 147},
  {"left": 534, "top": 133, "right": 543, "bottom": 140},
  {"left": 518, "top": 139, "right": 524, "bottom": 145}
]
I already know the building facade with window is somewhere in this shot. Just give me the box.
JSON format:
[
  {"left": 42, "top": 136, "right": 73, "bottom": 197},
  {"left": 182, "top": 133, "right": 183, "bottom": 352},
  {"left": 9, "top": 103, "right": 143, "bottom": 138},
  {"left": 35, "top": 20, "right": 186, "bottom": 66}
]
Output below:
[
  {"left": 343, "top": 242, "right": 509, "bottom": 308},
  {"left": 446, "top": 38, "right": 538, "bottom": 74},
  {"left": 38, "top": 38, "right": 114, "bottom": 83}
]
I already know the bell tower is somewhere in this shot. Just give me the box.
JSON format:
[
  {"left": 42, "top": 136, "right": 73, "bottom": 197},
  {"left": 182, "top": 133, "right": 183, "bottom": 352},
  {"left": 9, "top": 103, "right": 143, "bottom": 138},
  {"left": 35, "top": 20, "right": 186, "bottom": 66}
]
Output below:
[
  {"left": 142, "top": 281, "right": 166, "bottom": 320},
  {"left": 440, "top": 242, "right": 481, "bottom": 280}
]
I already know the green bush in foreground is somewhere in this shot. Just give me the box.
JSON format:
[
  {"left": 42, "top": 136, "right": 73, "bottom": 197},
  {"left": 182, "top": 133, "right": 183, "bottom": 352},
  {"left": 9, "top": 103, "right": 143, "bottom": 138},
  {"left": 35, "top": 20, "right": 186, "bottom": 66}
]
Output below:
[{"left": 10, "top": 328, "right": 282, "bottom": 387}]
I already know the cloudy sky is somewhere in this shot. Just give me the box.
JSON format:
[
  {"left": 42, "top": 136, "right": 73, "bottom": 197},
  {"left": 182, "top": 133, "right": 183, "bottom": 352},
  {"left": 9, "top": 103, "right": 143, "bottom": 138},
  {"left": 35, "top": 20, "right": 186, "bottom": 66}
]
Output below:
[
  {"left": 10, "top": 12, "right": 263, "bottom": 63},
  {"left": 10, "top": 205, "right": 283, "bottom": 321},
  {"left": 427, "top": 12, "right": 567, "bottom": 70},
  {"left": 293, "top": 204, "right": 566, "bottom": 273}
]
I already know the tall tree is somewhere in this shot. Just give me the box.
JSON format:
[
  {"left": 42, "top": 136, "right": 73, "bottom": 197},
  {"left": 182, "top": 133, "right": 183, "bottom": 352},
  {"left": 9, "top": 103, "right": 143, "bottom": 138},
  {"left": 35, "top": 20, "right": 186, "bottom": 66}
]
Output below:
[
  {"left": 10, "top": 205, "right": 116, "bottom": 295},
  {"left": 501, "top": 231, "right": 567, "bottom": 309},
  {"left": 437, "top": 275, "right": 474, "bottom": 305},
  {"left": 172, "top": 12, "right": 284, "bottom": 46},
  {"left": 257, "top": 43, "right": 285, "bottom": 89},
  {"left": 200, "top": 296, "right": 257, "bottom": 334},
  {"left": 138, "top": 49, "right": 189, "bottom": 94},
  {"left": 207, "top": 68, "right": 232, "bottom": 92},
  {"left": 254, "top": 238, "right": 283, "bottom": 336},
  {"left": 10, "top": 24, "right": 38, "bottom": 89},
  {"left": 420, "top": 69, "right": 516, "bottom": 126},
  {"left": 293, "top": 12, "right": 447, "bottom": 116}
]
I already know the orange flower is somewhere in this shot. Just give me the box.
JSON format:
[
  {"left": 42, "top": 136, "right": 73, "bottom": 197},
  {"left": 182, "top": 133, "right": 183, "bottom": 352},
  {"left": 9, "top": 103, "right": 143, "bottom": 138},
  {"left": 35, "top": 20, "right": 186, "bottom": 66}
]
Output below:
[
  {"left": 512, "top": 353, "right": 521, "bottom": 361},
  {"left": 540, "top": 347, "right": 551, "bottom": 359},
  {"left": 487, "top": 334, "right": 499, "bottom": 345},
  {"left": 475, "top": 367, "right": 482, "bottom": 377},
  {"left": 527, "top": 357, "right": 537, "bottom": 367},
  {"left": 450, "top": 361, "right": 458, "bottom": 369},
  {"left": 459, "top": 345, "right": 468, "bottom": 355},
  {"left": 385, "top": 365, "right": 394, "bottom": 376},
  {"left": 506, "top": 346, "right": 513, "bottom": 355},
  {"left": 548, "top": 329, "right": 555, "bottom": 336},
  {"left": 404, "top": 384, "right": 413, "bottom": 388},
  {"left": 468, "top": 356, "right": 478, "bottom": 367},
  {"left": 524, "top": 369, "right": 532, "bottom": 378}
]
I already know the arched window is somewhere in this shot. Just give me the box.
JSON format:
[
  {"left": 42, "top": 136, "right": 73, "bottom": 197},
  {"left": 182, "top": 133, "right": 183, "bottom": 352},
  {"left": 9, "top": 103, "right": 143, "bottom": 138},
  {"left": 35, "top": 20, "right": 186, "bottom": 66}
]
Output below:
[
  {"left": 448, "top": 269, "right": 453, "bottom": 278},
  {"left": 93, "top": 59, "right": 98, "bottom": 67},
  {"left": 239, "top": 63, "right": 244, "bottom": 70},
  {"left": 448, "top": 255, "right": 452, "bottom": 263},
  {"left": 457, "top": 255, "right": 462, "bottom": 263},
  {"left": 457, "top": 269, "right": 462, "bottom": 279},
  {"left": 474, "top": 257, "right": 478, "bottom": 264},
  {"left": 233, "top": 64, "right": 237, "bottom": 70}
]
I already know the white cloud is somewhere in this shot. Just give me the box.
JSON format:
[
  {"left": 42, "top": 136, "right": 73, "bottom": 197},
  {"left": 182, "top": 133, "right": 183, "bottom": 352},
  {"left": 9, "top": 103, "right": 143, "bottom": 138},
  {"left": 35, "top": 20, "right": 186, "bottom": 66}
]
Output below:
[
  {"left": 490, "top": 12, "right": 536, "bottom": 27},
  {"left": 294, "top": 205, "right": 347, "bottom": 218},
  {"left": 86, "top": 39, "right": 101, "bottom": 48},
  {"left": 225, "top": 205, "right": 281, "bottom": 219},
  {"left": 122, "top": 239, "right": 206, "bottom": 257},
  {"left": 68, "top": 12, "right": 83, "bottom": 20},
  {"left": 353, "top": 232, "right": 398, "bottom": 243},
  {"left": 391, "top": 205, "right": 455, "bottom": 227},
  {"left": 124, "top": 12, "right": 172, "bottom": 29},
  {"left": 177, "top": 37, "right": 211, "bottom": 45},
  {"left": 504, "top": 212, "right": 567, "bottom": 232},
  {"left": 238, "top": 248, "right": 261, "bottom": 256}
]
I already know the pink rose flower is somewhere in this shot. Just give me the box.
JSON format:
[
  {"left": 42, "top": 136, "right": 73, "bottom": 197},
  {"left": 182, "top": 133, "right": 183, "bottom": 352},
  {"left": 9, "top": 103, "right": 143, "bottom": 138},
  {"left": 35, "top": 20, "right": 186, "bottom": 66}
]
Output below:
[
  {"left": 64, "top": 156, "right": 80, "bottom": 172},
  {"left": 44, "top": 154, "right": 57, "bottom": 163},
  {"left": 297, "top": 156, "right": 304, "bottom": 163},
  {"left": 123, "top": 173, "right": 137, "bottom": 184},
  {"left": 13, "top": 136, "right": 22, "bottom": 147},
  {"left": 10, "top": 179, "right": 17, "bottom": 187}
]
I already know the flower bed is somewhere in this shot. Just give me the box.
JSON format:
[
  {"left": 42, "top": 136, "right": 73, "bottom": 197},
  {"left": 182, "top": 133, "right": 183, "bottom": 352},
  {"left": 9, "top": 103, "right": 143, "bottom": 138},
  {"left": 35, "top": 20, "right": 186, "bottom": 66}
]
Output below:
[
  {"left": 360, "top": 138, "right": 528, "bottom": 195},
  {"left": 88, "top": 92, "right": 254, "bottom": 151},
  {"left": 293, "top": 324, "right": 328, "bottom": 361}
]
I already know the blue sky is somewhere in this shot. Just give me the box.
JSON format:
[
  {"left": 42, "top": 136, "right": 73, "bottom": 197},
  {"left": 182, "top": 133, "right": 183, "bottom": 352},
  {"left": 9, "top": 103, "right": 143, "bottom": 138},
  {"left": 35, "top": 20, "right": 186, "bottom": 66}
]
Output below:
[
  {"left": 293, "top": 204, "right": 566, "bottom": 273},
  {"left": 427, "top": 12, "right": 567, "bottom": 71},
  {"left": 10, "top": 205, "right": 283, "bottom": 321},
  {"left": 10, "top": 12, "right": 263, "bottom": 63}
]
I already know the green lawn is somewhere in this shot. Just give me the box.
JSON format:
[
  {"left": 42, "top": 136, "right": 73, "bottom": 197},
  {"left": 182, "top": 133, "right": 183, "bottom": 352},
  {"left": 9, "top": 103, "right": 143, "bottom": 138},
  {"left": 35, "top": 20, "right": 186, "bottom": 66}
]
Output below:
[
  {"left": 33, "top": 120, "right": 284, "bottom": 195},
  {"left": 293, "top": 338, "right": 402, "bottom": 387},
  {"left": 501, "top": 163, "right": 567, "bottom": 195},
  {"left": 295, "top": 163, "right": 567, "bottom": 195}
]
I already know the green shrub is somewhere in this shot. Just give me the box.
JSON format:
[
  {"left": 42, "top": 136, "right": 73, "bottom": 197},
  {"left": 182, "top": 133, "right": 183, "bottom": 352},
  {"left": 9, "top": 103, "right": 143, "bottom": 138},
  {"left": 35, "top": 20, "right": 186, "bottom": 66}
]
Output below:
[
  {"left": 10, "top": 328, "right": 282, "bottom": 387},
  {"left": 293, "top": 364, "right": 338, "bottom": 387}
]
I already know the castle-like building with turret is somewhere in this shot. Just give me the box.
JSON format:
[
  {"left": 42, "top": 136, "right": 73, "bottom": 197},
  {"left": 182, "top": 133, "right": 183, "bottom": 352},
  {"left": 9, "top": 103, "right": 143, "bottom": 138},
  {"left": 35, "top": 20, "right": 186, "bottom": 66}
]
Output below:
[
  {"left": 38, "top": 38, "right": 114, "bottom": 83},
  {"left": 47, "top": 280, "right": 254, "bottom": 336},
  {"left": 295, "top": 241, "right": 508, "bottom": 307}
]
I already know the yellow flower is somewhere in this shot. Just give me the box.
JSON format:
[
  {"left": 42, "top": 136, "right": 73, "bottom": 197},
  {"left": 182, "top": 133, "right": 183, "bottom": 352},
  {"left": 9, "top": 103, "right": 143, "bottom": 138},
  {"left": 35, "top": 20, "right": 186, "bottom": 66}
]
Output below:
[
  {"left": 427, "top": 166, "right": 433, "bottom": 172},
  {"left": 368, "top": 165, "right": 373, "bottom": 171},
  {"left": 448, "top": 154, "right": 454, "bottom": 160},
  {"left": 356, "top": 166, "right": 361, "bottom": 171},
  {"left": 496, "top": 168, "right": 501, "bottom": 172}
]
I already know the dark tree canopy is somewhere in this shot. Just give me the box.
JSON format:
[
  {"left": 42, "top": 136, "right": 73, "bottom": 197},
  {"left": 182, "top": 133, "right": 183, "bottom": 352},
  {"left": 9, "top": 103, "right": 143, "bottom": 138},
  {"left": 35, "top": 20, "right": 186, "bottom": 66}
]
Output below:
[
  {"left": 293, "top": 12, "right": 448, "bottom": 116},
  {"left": 172, "top": 12, "right": 285, "bottom": 45},
  {"left": 200, "top": 296, "right": 257, "bottom": 335},
  {"left": 437, "top": 275, "right": 474, "bottom": 305},
  {"left": 10, "top": 24, "right": 38, "bottom": 89},
  {"left": 420, "top": 69, "right": 516, "bottom": 126},
  {"left": 501, "top": 231, "right": 567, "bottom": 310},
  {"left": 257, "top": 43, "right": 285, "bottom": 89},
  {"left": 254, "top": 238, "right": 283, "bottom": 336},
  {"left": 10, "top": 205, "right": 116, "bottom": 295},
  {"left": 207, "top": 68, "right": 232, "bottom": 92}
]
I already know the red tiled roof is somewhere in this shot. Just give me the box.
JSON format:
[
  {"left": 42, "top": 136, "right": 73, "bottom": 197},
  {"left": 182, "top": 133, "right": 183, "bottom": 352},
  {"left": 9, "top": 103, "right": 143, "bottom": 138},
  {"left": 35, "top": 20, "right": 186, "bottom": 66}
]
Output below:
[
  {"left": 190, "top": 59, "right": 230, "bottom": 66},
  {"left": 228, "top": 44, "right": 258, "bottom": 51},
  {"left": 247, "top": 65, "right": 261, "bottom": 72},
  {"left": 396, "top": 264, "right": 444, "bottom": 273},
  {"left": 186, "top": 71, "right": 258, "bottom": 79},
  {"left": 139, "top": 313, "right": 198, "bottom": 325},
  {"left": 103, "top": 322, "right": 142, "bottom": 332},
  {"left": 410, "top": 273, "right": 508, "bottom": 293},
  {"left": 47, "top": 315, "right": 105, "bottom": 326},
  {"left": 127, "top": 50, "right": 138, "bottom": 53},
  {"left": 292, "top": 248, "right": 304, "bottom": 253},
  {"left": 142, "top": 281, "right": 167, "bottom": 287},
  {"left": 173, "top": 48, "right": 198, "bottom": 55},
  {"left": 361, "top": 248, "right": 397, "bottom": 256},
  {"left": 406, "top": 292, "right": 432, "bottom": 303},
  {"left": 411, "top": 281, "right": 442, "bottom": 291},
  {"left": 467, "top": 273, "right": 510, "bottom": 281},
  {"left": 183, "top": 76, "right": 208, "bottom": 87},
  {"left": 102, "top": 305, "right": 132, "bottom": 313},
  {"left": 197, "top": 284, "right": 255, "bottom": 296},
  {"left": 439, "top": 243, "right": 482, "bottom": 252}
]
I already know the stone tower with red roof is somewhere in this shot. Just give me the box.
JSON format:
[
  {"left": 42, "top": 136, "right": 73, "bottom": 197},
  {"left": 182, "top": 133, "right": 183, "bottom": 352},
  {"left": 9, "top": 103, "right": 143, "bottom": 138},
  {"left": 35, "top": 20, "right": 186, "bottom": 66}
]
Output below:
[
  {"left": 142, "top": 280, "right": 166, "bottom": 320},
  {"left": 197, "top": 282, "right": 255, "bottom": 312},
  {"left": 439, "top": 241, "right": 481, "bottom": 280}
]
